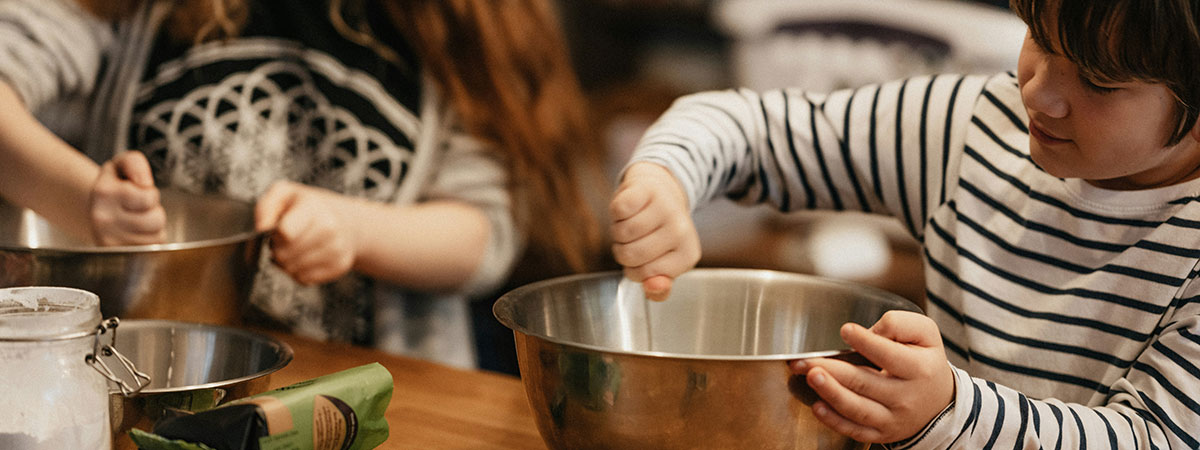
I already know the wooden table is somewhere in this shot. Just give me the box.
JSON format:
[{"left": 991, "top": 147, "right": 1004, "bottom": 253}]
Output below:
[{"left": 262, "top": 331, "right": 547, "bottom": 450}]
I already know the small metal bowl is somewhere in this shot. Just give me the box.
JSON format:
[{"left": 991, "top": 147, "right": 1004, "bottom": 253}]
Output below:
[
  {"left": 0, "top": 189, "right": 265, "bottom": 325},
  {"left": 494, "top": 269, "right": 922, "bottom": 450},
  {"left": 104, "top": 320, "right": 293, "bottom": 450}
]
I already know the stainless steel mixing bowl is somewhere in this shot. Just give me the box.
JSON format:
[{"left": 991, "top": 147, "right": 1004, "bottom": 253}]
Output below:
[
  {"left": 0, "top": 189, "right": 265, "bottom": 325},
  {"left": 493, "top": 269, "right": 923, "bottom": 450},
  {"left": 104, "top": 320, "right": 293, "bottom": 450}
]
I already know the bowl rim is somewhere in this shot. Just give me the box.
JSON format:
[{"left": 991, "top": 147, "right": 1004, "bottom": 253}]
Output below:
[
  {"left": 0, "top": 189, "right": 266, "bottom": 254},
  {"left": 0, "top": 230, "right": 267, "bottom": 254},
  {"left": 492, "top": 268, "right": 923, "bottom": 361},
  {"left": 109, "top": 319, "right": 295, "bottom": 395}
]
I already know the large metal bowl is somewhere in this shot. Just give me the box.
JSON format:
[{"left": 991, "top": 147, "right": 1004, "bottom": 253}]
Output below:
[
  {"left": 493, "top": 269, "right": 922, "bottom": 450},
  {"left": 105, "top": 320, "right": 293, "bottom": 450},
  {"left": 0, "top": 189, "right": 265, "bottom": 325}
]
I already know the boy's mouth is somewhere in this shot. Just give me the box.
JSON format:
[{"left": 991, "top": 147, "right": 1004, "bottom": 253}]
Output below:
[{"left": 1030, "top": 122, "right": 1072, "bottom": 145}]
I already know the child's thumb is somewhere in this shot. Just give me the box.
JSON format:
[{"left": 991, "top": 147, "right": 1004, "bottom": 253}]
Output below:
[
  {"left": 114, "top": 151, "right": 155, "bottom": 187},
  {"left": 643, "top": 275, "right": 674, "bottom": 301}
]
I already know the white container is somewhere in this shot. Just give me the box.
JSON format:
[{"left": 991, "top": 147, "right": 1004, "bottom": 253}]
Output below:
[{"left": 0, "top": 287, "right": 144, "bottom": 450}]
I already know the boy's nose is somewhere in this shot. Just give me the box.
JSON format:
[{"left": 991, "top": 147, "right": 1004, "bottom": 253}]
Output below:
[{"left": 1020, "top": 62, "right": 1070, "bottom": 119}]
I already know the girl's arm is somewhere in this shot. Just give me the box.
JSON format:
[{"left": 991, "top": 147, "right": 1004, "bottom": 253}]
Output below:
[
  {"left": 257, "top": 129, "right": 519, "bottom": 297},
  {"left": 0, "top": 0, "right": 164, "bottom": 244},
  {"left": 256, "top": 183, "right": 495, "bottom": 292},
  {"left": 0, "top": 80, "right": 101, "bottom": 240},
  {"left": 0, "top": 81, "right": 167, "bottom": 245}
]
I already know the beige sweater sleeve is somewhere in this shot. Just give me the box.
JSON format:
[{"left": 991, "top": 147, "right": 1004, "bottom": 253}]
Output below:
[{"left": 0, "top": 0, "right": 113, "bottom": 113}]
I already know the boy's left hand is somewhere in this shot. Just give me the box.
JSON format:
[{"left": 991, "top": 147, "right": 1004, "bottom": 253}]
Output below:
[{"left": 789, "top": 310, "right": 954, "bottom": 444}]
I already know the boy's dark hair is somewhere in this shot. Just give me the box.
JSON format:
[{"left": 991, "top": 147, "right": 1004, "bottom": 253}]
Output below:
[{"left": 1010, "top": 0, "right": 1200, "bottom": 145}]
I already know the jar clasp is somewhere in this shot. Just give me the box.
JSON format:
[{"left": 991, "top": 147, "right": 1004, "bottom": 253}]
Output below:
[{"left": 85, "top": 317, "right": 151, "bottom": 396}]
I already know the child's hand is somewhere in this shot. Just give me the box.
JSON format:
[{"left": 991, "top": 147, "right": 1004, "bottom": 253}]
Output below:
[
  {"left": 255, "top": 181, "right": 357, "bottom": 285},
  {"left": 89, "top": 151, "right": 166, "bottom": 246},
  {"left": 608, "top": 162, "right": 700, "bottom": 300},
  {"left": 789, "top": 311, "right": 954, "bottom": 444}
]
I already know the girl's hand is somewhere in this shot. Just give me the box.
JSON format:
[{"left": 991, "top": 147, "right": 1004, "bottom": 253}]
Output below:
[
  {"left": 255, "top": 181, "right": 357, "bottom": 285},
  {"left": 608, "top": 162, "right": 700, "bottom": 301},
  {"left": 89, "top": 151, "right": 166, "bottom": 246},
  {"left": 789, "top": 311, "right": 955, "bottom": 443}
]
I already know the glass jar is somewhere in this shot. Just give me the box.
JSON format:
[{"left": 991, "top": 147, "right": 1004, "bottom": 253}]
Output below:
[{"left": 0, "top": 287, "right": 125, "bottom": 449}]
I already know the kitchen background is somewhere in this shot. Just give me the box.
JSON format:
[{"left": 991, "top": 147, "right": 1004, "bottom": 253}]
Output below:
[{"left": 474, "top": 0, "right": 1026, "bottom": 375}]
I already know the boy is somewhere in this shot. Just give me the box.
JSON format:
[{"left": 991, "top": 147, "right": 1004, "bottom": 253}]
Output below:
[{"left": 609, "top": 0, "right": 1200, "bottom": 447}]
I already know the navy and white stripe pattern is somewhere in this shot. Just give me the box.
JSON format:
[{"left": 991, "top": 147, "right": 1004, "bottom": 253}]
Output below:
[{"left": 631, "top": 72, "right": 1200, "bottom": 448}]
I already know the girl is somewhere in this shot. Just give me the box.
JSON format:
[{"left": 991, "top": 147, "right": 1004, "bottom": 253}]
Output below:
[{"left": 0, "top": 0, "right": 606, "bottom": 367}]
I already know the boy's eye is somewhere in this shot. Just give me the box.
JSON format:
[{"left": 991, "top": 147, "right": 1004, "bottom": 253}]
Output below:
[{"left": 1080, "top": 75, "right": 1119, "bottom": 94}]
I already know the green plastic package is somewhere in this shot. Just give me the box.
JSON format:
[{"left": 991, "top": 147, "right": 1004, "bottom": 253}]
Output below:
[{"left": 130, "top": 363, "right": 393, "bottom": 450}]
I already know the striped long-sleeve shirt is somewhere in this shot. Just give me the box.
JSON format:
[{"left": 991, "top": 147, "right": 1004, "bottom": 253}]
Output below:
[{"left": 630, "top": 72, "right": 1200, "bottom": 449}]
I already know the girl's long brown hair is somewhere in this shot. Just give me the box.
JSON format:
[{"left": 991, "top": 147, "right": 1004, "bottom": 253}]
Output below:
[
  {"left": 77, "top": 0, "right": 609, "bottom": 277},
  {"left": 387, "top": 0, "right": 608, "bottom": 276}
]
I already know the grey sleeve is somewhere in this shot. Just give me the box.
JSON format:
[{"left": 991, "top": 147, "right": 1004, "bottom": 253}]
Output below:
[
  {"left": 0, "top": 0, "right": 113, "bottom": 112},
  {"left": 422, "top": 126, "right": 521, "bottom": 299}
]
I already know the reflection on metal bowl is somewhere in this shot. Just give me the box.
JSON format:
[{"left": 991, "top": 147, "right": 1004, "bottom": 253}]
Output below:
[
  {"left": 105, "top": 320, "right": 293, "bottom": 450},
  {"left": 493, "top": 269, "right": 922, "bottom": 450},
  {"left": 0, "top": 189, "right": 265, "bottom": 325}
]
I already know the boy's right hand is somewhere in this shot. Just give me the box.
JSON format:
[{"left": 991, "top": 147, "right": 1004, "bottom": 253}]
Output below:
[
  {"left": 89, "top": 151, "right": 166, "bottom": 246},
  {"left": 609, "top": 162, "right": 700, "bottom": 301}
]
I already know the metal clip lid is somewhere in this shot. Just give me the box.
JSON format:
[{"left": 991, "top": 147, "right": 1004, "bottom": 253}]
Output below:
[{"left": 85, "top": 317, "right": 151, "bottom": 396}]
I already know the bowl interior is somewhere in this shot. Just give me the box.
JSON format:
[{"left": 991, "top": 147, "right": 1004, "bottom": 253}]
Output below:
[
  {"left": 0, "top": 189, "right": 258, "bottom": 250},
  {"left": 109, "top": 320, "right": 293, "bottom": 393},
  {"left": 494, "top": 269, "right": 921, "bottom": 359}
]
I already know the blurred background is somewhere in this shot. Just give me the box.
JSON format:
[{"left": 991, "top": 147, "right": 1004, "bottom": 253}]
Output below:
[{"left": 475, "top": 0, "right": 1025, "bottom": 375}]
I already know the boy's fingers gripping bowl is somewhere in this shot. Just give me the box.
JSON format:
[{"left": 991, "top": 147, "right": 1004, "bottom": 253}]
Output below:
[{"left": 493, "top": 268, "right": 922, "bottom": 450}]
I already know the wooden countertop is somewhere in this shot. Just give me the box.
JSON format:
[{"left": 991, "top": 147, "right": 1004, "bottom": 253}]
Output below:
[{"left": 262, "top": 331, "right": 547, "bottom": 450}]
